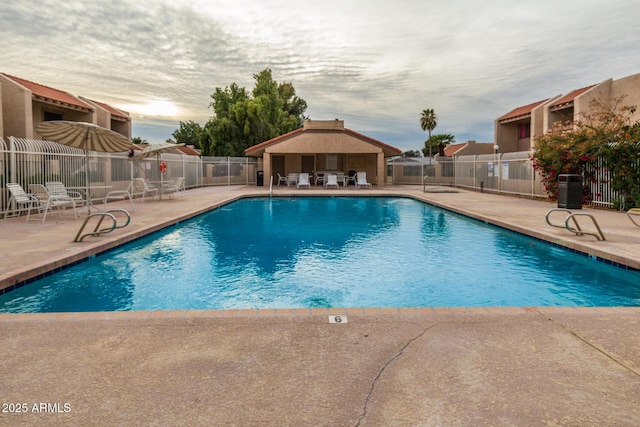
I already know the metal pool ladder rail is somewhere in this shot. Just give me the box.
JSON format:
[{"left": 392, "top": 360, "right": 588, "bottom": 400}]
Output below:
[
  {"left": 545, "top": 208, "right": 606, "bottom": 241},
  {"left": 73, "top": 209, "right": 131, "bottom": 242}
]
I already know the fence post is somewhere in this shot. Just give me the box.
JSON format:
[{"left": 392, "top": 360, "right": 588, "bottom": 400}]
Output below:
[
  {"left": 531, "top": 154, "right": 535, "bottom": 197},
  {"left": 497, "top": 153, "right": 502, "bottom": 193},
  {"left": 9, "top": 136, "right": 17, "bottom": 183}
]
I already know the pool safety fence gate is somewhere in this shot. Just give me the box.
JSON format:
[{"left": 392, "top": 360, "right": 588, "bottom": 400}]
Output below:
[{"left": 0, "top": 137, "right": 257, "bottom": 217}]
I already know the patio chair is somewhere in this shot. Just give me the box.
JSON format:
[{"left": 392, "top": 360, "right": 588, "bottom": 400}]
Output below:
[
  {"left": 314, "top": 172, "right": 324, "bottom": 186},
  {"left": 4, "top": 183, "right": 40, "bottom": 221},
  {"left": 628, "top": 208, "right": 640, "bottom": 227},
  {"left": 162, "top": 177, "right": 185, "bottom": 199},
  {"left": 287, "top": 173, "right": 299, "bottom": 187},
  {"left": 132, "top": 178, "right": 159, "bottom": 201},
  {"left": 45, "top": 181, "right": 86, "bottom": 206},
  {"left": 355, "top": 171, "right": 372, "bottom": 189},
  {"left": 296, "top": 173, "right": 311, "bottom": 189},
  {"left": 336, "top": 172, "right": 346, "bottom": 186},
  {"left": 346, "top": 170, "right": 357, "bottom": 186},
  {"left": 325, "top": 174, "right": 339, "bottom": 189},
  {"left": 104, "top": 181, "right": 136, "bottom": 211},
  {"left": 277, "top": 173, "right": 288, "bottom": 186},
  {"left": 28, "top": 184, "right": 78, "bottom": 223}
]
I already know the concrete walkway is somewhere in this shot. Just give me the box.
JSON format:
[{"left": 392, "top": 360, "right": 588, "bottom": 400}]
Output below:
[{"left": 1, "top": 185, "right": 639, "bottom": 426}]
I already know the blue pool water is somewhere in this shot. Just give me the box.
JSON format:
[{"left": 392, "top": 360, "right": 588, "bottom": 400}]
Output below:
[{"left": 2, "top": 197, "right": 639, "bottom": 312}]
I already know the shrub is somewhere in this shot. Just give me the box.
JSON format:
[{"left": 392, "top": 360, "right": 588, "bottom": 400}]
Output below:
[{"left": 532, "top": 96, "right": 640, "bottom": 208}]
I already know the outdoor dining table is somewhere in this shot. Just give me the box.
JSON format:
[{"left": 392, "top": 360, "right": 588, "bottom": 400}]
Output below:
[
  {"left": 149, "top": 180, "right": 175, "bottom": 200},
  {"left": 68, "top": 185, "right": 112, "bottom": 213}
]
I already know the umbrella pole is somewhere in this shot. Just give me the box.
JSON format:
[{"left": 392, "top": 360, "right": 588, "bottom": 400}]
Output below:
[{"left": 84, "top": 148, "right": 91, "bottom": 214}]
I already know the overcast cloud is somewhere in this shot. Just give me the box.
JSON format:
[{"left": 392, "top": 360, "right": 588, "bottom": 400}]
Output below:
[{"left": 1, "top": 0, "right": 639, "bottom": 151}]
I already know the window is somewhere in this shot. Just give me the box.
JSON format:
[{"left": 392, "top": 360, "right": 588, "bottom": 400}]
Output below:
[
  {"left": 518, "top": 123, "right": 530, "bottom": 139},
  {"left": 326, "top": 154, "right": 338, "bottom": 170},
  {"left": 44, "top": 111, "right": 63, "bottom": 121}
]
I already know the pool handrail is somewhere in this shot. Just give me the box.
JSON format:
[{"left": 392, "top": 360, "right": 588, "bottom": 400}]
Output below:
[{"left": 73, "top": 209, "right": 131, "bottom": 242}]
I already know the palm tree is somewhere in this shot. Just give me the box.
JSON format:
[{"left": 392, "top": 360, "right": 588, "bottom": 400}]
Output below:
[{"left": 420, "top": 109, "right": 437, "bottom": 159}]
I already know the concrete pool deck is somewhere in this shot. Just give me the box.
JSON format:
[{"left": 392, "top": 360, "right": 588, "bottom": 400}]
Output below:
[{"left": 1, "top": 185, "right": 639, "bottom": 425}]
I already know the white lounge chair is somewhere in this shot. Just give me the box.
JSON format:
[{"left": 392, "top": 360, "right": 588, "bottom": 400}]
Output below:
[
  {"left": 104, "top": 181, "right": 136, "bottom": 211},
  {"left": 355, "top": 171, "right": 372, "bottom": 189},
  {"left": 325, "top": 174, "right": 339, "bottom": 189},
  {"left": 133, "top": 178, "right": 159, "bottom": 201},
  {"left": 29, "top": 184, "right": 77, "bottom": 223},
  {"left": 277, "top": 173, "right": 288, "bottom": 186},
  {"left": 46, "top": 181, "right": 86, "bottom": 206},
  {"left": 297, "top": 173, "right": 311, "bottom": 189},
  {"left": 162, "top": 177, "right": 185, "bottom": 199},
  {"left": 4, "top": 183, "right": 39, "bottom": 221}
]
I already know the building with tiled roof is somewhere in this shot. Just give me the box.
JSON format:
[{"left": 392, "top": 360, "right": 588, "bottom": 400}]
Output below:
[
  {"left": 495, "top": 72, "right": 640, "bottom": 153},
  {"left": 80, "top": 97, "right": 131, "bottom": 138},
  {"left": 0, "top": 73, "right": 131, "bottom": 140},
  {"left": 245, "top": 119, "right": 401, "bottom": 186}
]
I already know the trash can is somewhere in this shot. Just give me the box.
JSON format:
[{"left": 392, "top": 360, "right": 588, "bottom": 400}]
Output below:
[
  {"left": 557, "top": 174, "right": 582, "bottom": 209},
  {"left": 256, "top": 171, "right": 264, "bottom": 186}
]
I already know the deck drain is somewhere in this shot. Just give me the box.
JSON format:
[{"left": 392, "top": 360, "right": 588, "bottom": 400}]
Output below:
[{"left": 329, "top": 315, "right": 347, "bottom": 324}]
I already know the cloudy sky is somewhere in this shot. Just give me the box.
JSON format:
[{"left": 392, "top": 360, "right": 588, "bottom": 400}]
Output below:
[{"left": 2, "top": 0, "right": 639, "bottom": 152}]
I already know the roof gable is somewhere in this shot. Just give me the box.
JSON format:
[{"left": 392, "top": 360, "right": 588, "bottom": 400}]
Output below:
[
  {"left": 2, "top": 73, "right": 92, "bottom": 112},
  {"left": 245, "top": 124, "right": 401, "bottom": 157},
  {"left": 85, "top": 98, "right": 130, "bottom": 121},
  {"left": 549, "top": 85, "right": 596, "bottom": 110},
  {"left": 444, "top": 143, "right": 465, "bottom": 156},
  {"left": 498, "top": 99, "right": 549, "bottom": 123}
]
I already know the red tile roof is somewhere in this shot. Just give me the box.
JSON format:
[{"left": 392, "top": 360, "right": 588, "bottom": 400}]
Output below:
[
  {"left": 444, "top": 143, "right": 465, "bottom": 156},
  {"left": 498, "top": 99, "right": 549, "bottom": 123},
  {"left": 177, "top": 145, "right": 200, "bottom": 156},
  {"left": 245, "top": 127, "right": 402, "bottom": 156},
  {"left": 2, "top": 73, "right": 92, "bottom": 112},
  {"left": 85, "top": 98, "right": 130, "bottom": 121},
  {"left": 549, "top": 85, "right": 596, "bottom": 109}
]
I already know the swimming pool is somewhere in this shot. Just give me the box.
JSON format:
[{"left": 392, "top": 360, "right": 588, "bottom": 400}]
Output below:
[{"left": 2, "top": 196, "right": 639, "bottom": 312}]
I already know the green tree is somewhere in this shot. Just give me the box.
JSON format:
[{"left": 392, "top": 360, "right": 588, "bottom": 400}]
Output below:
[
  {"left": 402, "top": 149, "right": 422, "bottom": 157},
  {"left": 422, "top": 133, "right": 455, "bottom": 157},
  {"left": 131, "top": 136, "right": 148, "bottom": 145},
  {"left": 420, "top": 109, "right": 437, "bottom": 158},
  {"left": 204, "top": 68, "right": 308, "bottom": 156},
  {"left": 173, "top": 121, "right": 203, "bottom": 146}
]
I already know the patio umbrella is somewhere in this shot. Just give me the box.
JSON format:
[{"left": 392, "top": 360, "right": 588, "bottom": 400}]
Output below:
[
  {"left": 36, "top": 121, "right": 132, "bottom": 211},
  {"left": 130, "top": 142, "right": 185, "bottom": 198}
]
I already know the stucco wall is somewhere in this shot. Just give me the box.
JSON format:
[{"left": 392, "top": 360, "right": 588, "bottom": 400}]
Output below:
[
  {"left": 575, "top": 74, "right": 640, "bottom": 125},
  {"left": 0, "top": 81, "right": 3, "bottom": 139},
  {"left": 0, "top": 75, "right": 32, "bottom": 139},
  {"left": 611, "top": 73, "right": 640, "bottom": 124},
  {"left": 31, "top": 101, "right": 92, "bottom": 140}
]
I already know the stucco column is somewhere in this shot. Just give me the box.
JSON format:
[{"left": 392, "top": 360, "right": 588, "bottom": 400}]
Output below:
[
  {"left": 377, "top": 152, "right": 385, "bottom": 186},
  {"left": 263, "top": 152, "right": 272, "bottom": 186}
]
